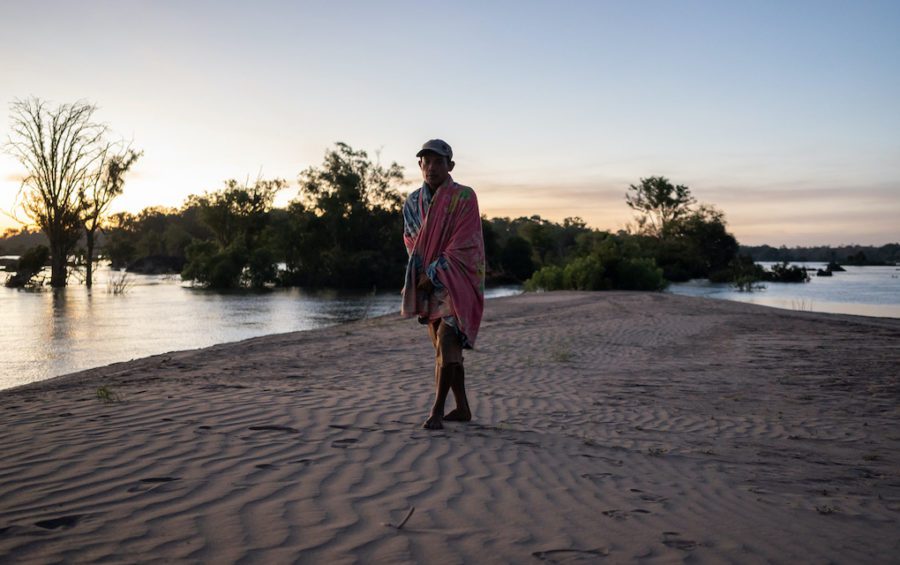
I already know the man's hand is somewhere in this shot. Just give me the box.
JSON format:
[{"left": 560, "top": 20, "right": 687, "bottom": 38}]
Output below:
[{"left": 417, "top": 273, "right": 435, "bottom": 293}]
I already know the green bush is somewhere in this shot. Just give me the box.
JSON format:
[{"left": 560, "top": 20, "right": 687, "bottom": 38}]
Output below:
[
  {"left": 246, "top": 247, "right": 277, "bottom": 289},
  {"left": 182, "top": 240, "right": 247, "bottom": 288},
  {"left": 612, "top": 257, "right": 667, "bottom": 290},
  {"left": 562, "top": 255, "right": 606, "bottom": 290},
  {"left": 524, "top": 265, "right": 565, "bottom": 291},
  {"left": 764, "top": 261, "right": 810, "bottom": 283},
  {"left": 525, "top": 250, "right": 666, "bottom": 292}
]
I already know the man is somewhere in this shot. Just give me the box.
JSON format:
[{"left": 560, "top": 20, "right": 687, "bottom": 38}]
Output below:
[{"left": 401, "top": 139, "right": 485, "bottom": 430}]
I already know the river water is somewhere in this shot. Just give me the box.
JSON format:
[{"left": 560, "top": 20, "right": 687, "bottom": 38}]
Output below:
[
  {"left": 3, "top": 262, "right": 897, "bottom": 391},
  {"left": 667, "top": 263, "right": 900, "bottom": 319},
  {"left": 0, "top": 264, "right": 521, "bottom": 391}
]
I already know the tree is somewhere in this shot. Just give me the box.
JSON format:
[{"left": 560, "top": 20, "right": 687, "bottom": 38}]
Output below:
[
  {"left": 500, "top": 236, "right": 535, "bottom": 281},
  {"left": 674, "top": 205, "right": 739, "bottom": 277},
  {"left": 289, "top": 142, "right": 406, "bottom": 288},
  {"left": 181, "top": 177, "right": 287, "bottom": 288},
  {"left": 6, "top": 98, "right": 107, "bottom": 286},
  {"left": 297, "top": 142, "right": 404, "bottom": 216},
  {"left": 187, "top": 178, "right": 286, "bottom": 251},
  {"left": 79, "top": 146, "right": 142, "bottom": 287},
  {"left": 625, "top": 176, "right": 695, "bottom": 238}
]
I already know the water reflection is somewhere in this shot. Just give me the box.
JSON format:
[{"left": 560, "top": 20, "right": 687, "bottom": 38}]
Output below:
[{"left": 0, "top": 267, "right": 522, "bottom": 390}]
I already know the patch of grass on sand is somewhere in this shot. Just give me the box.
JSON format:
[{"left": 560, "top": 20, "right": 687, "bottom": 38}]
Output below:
[
  {"left": 96, "top": 386, "right": 120, "bottom": 403},
  {"left": 550, "top": 347, "right": 574, "bottom": 363}
]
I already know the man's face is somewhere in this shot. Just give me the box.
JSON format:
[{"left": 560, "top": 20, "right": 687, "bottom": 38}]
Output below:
[{"left": 419, "top": 152, "right": 454, "bottom": 189}]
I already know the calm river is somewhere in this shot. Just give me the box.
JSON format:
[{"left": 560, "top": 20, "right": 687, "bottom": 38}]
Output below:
[
  {"left": 3, "top": 262, "right": 897, "bottom": 391},
  {"left": 0, "top": 265, "right": 521, "bottom": 390},
  {"left": 667, "top": 263, "right": 900, "bottom": 319}
]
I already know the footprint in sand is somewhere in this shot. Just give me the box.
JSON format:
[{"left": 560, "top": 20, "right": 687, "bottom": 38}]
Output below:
[
  {"left": 330, "top": 424, "right": 378, "bottom": 432},
  {"left": 331, "top": 438, "right": 358, "bottom": 448},
  {"left": 630, "top": 488, "right": 667, "bottom": 503},
  {"left": 581, "top": 472, "right": 619, "bottom": 482},
  {"left": 532, "top": 548, "right": 610, "bottom": 561},
  {"left": 34, "top": 515, "right": 81, "bottom": 530},
  {"left": 662, "top": 532, "right": 698, "bottom": 551},
  {"left": 601, "top": 509, "right": 628, "bottom": 521},
  {"left": 128, "top": 477, "right": 181, "bottom": 493},
  {"left": 248, "top": 425, "right": 299, "bottom": 433}
]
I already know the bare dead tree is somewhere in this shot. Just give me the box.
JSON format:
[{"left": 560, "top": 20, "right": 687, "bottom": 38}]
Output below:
[
  {"left": 6, "top": 98, "right": 107, "bottom": 287},
  {"left": 80, "top": 145, "right": 142, "bottom": 287}
]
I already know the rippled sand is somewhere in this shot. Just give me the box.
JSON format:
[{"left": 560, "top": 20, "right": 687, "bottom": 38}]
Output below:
[{"left": 1, "top": 292, "right": 898, "bottom": 563}]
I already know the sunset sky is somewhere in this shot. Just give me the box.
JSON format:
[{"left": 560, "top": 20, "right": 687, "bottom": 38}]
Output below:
[{"left": 1, "top": 0, "right": 897, "bottom": 246}]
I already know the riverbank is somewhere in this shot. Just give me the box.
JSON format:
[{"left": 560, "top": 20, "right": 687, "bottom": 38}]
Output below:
[{"left": 1, "top": 292, "right": 898, "bottom": 563}]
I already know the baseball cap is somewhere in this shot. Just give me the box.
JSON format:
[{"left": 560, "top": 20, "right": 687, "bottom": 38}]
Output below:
[{"left": 416, "top": 139, "right": 453, "bottom": 160}]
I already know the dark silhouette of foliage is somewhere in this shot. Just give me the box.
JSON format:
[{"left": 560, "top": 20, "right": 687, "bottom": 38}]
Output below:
[
  {"left": 4, "top": 244, "right": 50, "bottom": 288},
  {"left": 765, "top": 261, "right": 810, "bottom": 283},
  {"left": 626, "top": 176, "right": 695, "bottom": 238},
  {"left": 481, "top": 218, "right": 501, "bottom": 278},
  {"left": 712, "top": 256, "right": 812, "bottom": 290},
  {"left": 499, "top": 236, "right": 535, "bottom": 282},
  {"left": 80, "top": 147, "right": 142, "bottom": 287},
  {"left": 0, "top": 228, "right": 47, "bottom": 256},
  {"left": 181, "top": 178, "right": 286, "bottom": 288},
  {"left": 647, "top": 205, "right": 739, "bottom": 282},
  {"left": 181, "top": 240, "right": 248, "bottom": 288},
  {"left": 284, "top": 143, "right": 406, "bottom": 289},
  {"left": 103, "top": 206, "right": 207, "bottom": 271},
  {"left": 526, "top": 231, "right": 666, "bottom": 292},
  {"left": 741, "top": 243, "right": 899, "bottom": 265}
]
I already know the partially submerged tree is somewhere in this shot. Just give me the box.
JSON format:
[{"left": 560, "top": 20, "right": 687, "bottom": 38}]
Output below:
[
  {"left": 626, "top": 176, "right": 695, "bottom": 238},
  {"left": 286, "top": 142, "right": 406, "bottom": 288},
  {"left": 80, "top": 146, "right": 142, "bottom": 287},
  {"left": 4, "top": 244, "right": 50, "bottom": 288},
  {"left": 181, "top": 177, "right": 287, "bottom": 288},
  {"left": 6, "top": 98, "right": 107, "bottom": 286}
]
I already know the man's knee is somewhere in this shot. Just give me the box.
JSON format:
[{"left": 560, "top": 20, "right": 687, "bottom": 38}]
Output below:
[
  {"left": 439, "top": 361, "right": 463, "bottom": 374},
  {"left": 438, "top": 339, "right": 463, "bottom": 366}
]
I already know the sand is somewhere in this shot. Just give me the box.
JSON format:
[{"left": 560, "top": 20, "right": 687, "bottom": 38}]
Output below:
[{"left": 1, "top": 291, "right": 898, "bottom": 564}]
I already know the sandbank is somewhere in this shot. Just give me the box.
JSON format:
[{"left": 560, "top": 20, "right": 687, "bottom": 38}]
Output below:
[{"left": 1, "top": 292, "right": 898, "bottom": 563}]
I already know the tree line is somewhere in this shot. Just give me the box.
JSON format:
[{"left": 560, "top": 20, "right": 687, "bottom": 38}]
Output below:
[
  {"left": 2, "top": 153, "right": 746, "bottom": 292},
  {"left": 740, "top": 244, "right": 900, "bottom": 266},
  {"left": 5, "top": 97, "right": 829, "bottom": 292}
]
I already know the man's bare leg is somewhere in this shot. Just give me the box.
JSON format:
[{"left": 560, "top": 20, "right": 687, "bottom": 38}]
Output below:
[
  {"left": 443, "top": 363, "right": 471, "bottom": 422},
  {"left": 423, "top": 363, "right": 453, "bottom": 429}
]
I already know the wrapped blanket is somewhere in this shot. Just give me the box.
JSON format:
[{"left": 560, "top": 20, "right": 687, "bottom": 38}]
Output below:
[{"left": 401, "top": 178, "right": 485, "bottom": 347}]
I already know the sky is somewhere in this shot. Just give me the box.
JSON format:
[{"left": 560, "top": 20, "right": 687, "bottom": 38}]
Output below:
[{"left": 1, "top": 0, "right": 898, "bottom": 246}]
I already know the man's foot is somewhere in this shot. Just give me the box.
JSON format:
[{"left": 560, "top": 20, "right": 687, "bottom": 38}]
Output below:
[
  {"left": 443, "top": 407, "right": 472, "bottom": 422},
  {"left": 422, "top": 414, "right": 443, "bottom": 430}
]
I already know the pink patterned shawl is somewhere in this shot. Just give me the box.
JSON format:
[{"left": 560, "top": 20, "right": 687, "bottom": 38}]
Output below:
[{"left": 401, "top": 177, "right": 485, "bottom": 347}]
